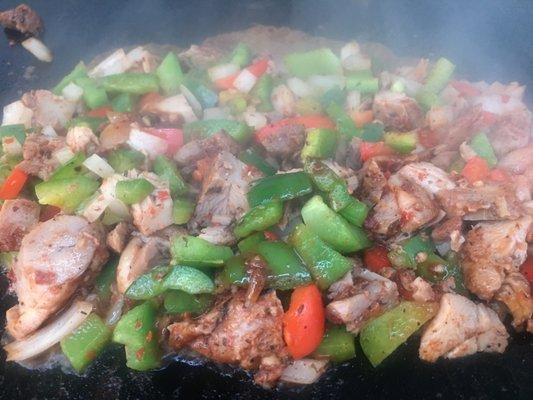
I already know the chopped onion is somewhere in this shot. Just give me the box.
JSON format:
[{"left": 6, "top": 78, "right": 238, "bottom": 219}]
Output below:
[
  {"left": 82, "top": 193, "right": 111, "bottom": 222},
  {"left": 271, "top": 84, "right": 296, "bottom": 117},
  {"left": 42, "top": 125, "right": 58, "bottom": 137},
  {"left": 345, "top": 90, "right": 361, "bottom": 112},
  {"left": 89, "top": 49, "right": 132, "bottom": 78},
  {"left": 179, "top": 84, "right": 203, "bottom": 117},
  {"left": 52, "top": 146, "right": 75, "bottom": 164},
  {"left": 62, "top": 82, "right": 84, "bottom": 102},
  {"left": 208, "top": 63, "right": 239, "bottom": 82},
  {"left": 107, "top": 198, "right": 131, "bottom": 220},
  {"left": 127, "top": 128, "right": 168, "bottom": 159},
  {"left": 340, "top": 42, "right": 361, "bottom": 62},
  {"left": 21, "top": 38, "right": 53, "bottom": 63},
  {"left": 308, "top": 75, "right": 346, "bottom": 92},
  {"left": 203, "top": 107, "right": 229, "bottom": 120},
  {"left": 1, "top": 136, "right": 22, "bottom": 156},
  {"left": 343, "top": 55, "right": 372, "bottom": 71},
  {"left": 233, "top": 69, "right": 258, "bottom": 93},
  {"left": 286, "top": 77, "right": 313, "bottom": 98},
  {"left": 83, "top": 154, "right": 115, "bottom": 178},
  {"left": 243, "top": 109, "right": 267, "bottom": 130},
  {"left": 280, "top": 359, "right": 328, "bottom": 385},
  {"left": 100, "top": 174, "right": 125, "bottom": 199},
  {"left": 156, "top": 95, "right": 198, "bottom": 123},
  {"left": 4, "top": 301, "right": 93, "bottom": 361},
  {"left": 2, "top": 100, "right": 33, "bottom": 128},
  {"left": 105, "top": 296, "right": 125, "bottom": 325}
]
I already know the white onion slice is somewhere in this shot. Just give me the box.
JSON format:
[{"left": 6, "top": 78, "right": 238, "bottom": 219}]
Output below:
[
  {"left": 82, "top": 193, "right": 111, "bottom": 222},
  {"left": 107, "top": 198, "right": 131, "bottom": 220},
  {"left": 62, "top": 82, "right": 84, "bottom": 102},
  {"left": 1, "top": 136, "right": 22, "bottom": 156},
  {"left": 346, "top": 90, "right": 361, "bottom": 112},
  {"left": 208, "top": 63, "right": 239, "bottom": 82},
  {"left": 105, "top": 296, "right": 125, "bottom": 326},
  {"left": 83, "top": 154, "right": 115, "bottom": 178},
  {"left": 52, "top": 147, "right": 75, "bottom": 164},
  {"left": 287, "top": 77, "right": 313, "bottom": 98},
  {"left": 340, "top": 42, "right": 361, "bottom": 62},
  {"left": 127, "top": 128, "right": 168, "bottom": 159},
  {"left": 4, "top": 301, "right": 93, "bottom": 361},
  {"left": 308, "top": 75, "right": 346, "bottom": 92},
  {"left": 89, "top": 49, "right": 131, "bottom": 78},
  {"left": 280, "top": 359, "right": 328, "bottom": 385},
  {"left": 243, "top": 109, "right": 267, "bottom": 130},
  {"left": 42, "top": 125, "right": 58, "bottom": 137},
  {"left": 179, "top": 84, "right": 203, "bottom": 117},
  {"left": 21, "top": 38, "right": 53, "bottom": 62},
  {"left": 2, "top": 100, "right": 33, "bottom": 128},
  {"left": 233, "top": 69, "right": 258, "bottom": 93},
  {"left": 156, "top": 95, "right": 198, "bottom": 123}
]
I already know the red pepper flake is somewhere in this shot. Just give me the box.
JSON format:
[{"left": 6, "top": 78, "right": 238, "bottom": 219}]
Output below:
[
  {"left": 145, "top": 330, "right": 153, "bottom": 343},
  {"left": 156, "top": 190, "right": 170, "bottom": 201},
  {"left": 264, "top": 231, "right": 278, "bottom": 241},
  {"left": 85, "top": 350, "right": 97, "bottom": 362},
  {"left": 135, "top": 347, "right": 145, "bottom": 361},
  {"left": 134, "top": 319, "right": 143, "bottom": 330}
]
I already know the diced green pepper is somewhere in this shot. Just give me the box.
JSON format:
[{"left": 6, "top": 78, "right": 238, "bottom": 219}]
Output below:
[
  {"left": 35, "top": 176, "right": 99, "bottom": 212},
  {"left": 102, "top": 73, "right": 160, "bottom": 95},
  {"left": 172, "top": 198, "right": 194, "bottom": 225},
  {"left": 289, "top": 223, "right": 352, "bottom": 289},
  {"left": 53, "top": 62, "right": 88, "bottom": 95},
  {"left": 125, "top": 265, "right": 170, "bottom": 300},
  {"left": 416, "top": 89, "right": 442, "bottom": 111},
  {"left": 49, "top": 152, "right": 86, "bottom": 181},
  {"left": 237, "top": 231, "right": 267, "bottom": 254},
  {"left": 388, "top": 234, "right": 435, "bottom": 269},
  {"left": 113, "top": 301, "right": 161, "bottom": 371},
  {"left": 163, "top": 290, "right": 213, "bottom": 315},
  {"left": 301, "top": 128, "right": 338, "bottom": 160},
  {"left": 326, "top": 102, "right": 360, "bottom": 138},
  {"left": 230, "top": 43, "right": 252, "bottom": 68},
  {"left": 301, "top": 196, "right": 371, "bottom": 253},
  {"left": 360, "top": 302, "right": 438, "bottom": 367},
  {"left": 304, "top": 160, "right": 352, "bottom": 212},
  {"left": 361, "top": 123, "right": 385, "bottom": 142},
  {"left": 284, "top": 48, "right": 342, "bottom": 78},
  {"left": 384, "top": 131, "right": 418, "bottom": 154},
  {"left": 156, "top": 52, "right": 184, "bottom": 95},
  {"left": 251, "top": 74, "right": 274, "bottom": 112},
  {"left": 163, "top": 265, "right": 215, "bottom": 294},
  {"left": 295, "top": 97, "right": 323, "bottom": 115},
  {"left": 153, "top": 155, "right": 187, "bottom": 197},
  {"left": 75, "top": 77, "right": 109, "bottom": 109},
  {"left": 60, "top": 313, "right": 112, "bottom": 372},
  {"left": 95, "top": 256, "right": 118, "bottom": 302},
  {"left": 314, "top": 326, "right": 356, "bottom": 362},
  {"left": 0, "top": 124, "right": 26, "bottom": 144},
  {"left": 239, "top": 148, "right": 277, "bottom": 176},
  {"left": 111, "top": 93, "right": 136, "bottom": 113},
  {"left": 325, "top": 182, "right": 353, "bottom": 212},
  {"left": 183, "top": 119, "right": 252, "bottom": 143},
  {"left": 183, "top": 79, "right": 218, "bottom": 109},
  {"left": 346, "top": 70, "right": 379, "bottom": 94},
  {"left": 247, "top": 172, "right": 313, "bottom": 207},
  {"left": 219, "top": 254, "right": 249, "bottom": 286},
  {"left": 256, "top": 241, "right": 311, "bottom": 290},
  {"left": 320, "top": 86, "right": 346, "bottom": 109},
  {"left": 234, "top": 200, "right": 283, "bottom": 239},
  {"left": 470, "top": 132, "right": 497, "bottom": 167},
  {"left": 229, "top": 96, "right": 247, "bottom": 115},
  {"left": 339, "top": 198, "right": 369, "bottom": 227},
  {"left": 417, "top": 252, "right": 467, "bottom": 295},
  {"left": 107, "top": 149, "right": 145, "bottom": 173},
  {"left": 170, "top": 235, "right": 233, "bottom": 268},
  {"left": 116, "top": 179, "right": 154, "bottom": 205},
  {"left": 423, "top": 57, "right": 456, "bottom": 94}
]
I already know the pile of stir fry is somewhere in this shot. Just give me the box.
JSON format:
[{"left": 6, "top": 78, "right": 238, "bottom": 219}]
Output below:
[{"left": 0, "top": 27, "right": 531, "bottom": 388}]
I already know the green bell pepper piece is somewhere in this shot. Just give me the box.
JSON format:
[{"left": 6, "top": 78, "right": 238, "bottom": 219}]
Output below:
[
  {"left": 469, "top": 132, "right": 497, "bottom": 167},
  {"left": 75, "top": 77, "right": 109, "bottom": 109},
  {"left": 153, "top": 155, "right": 187, "bottom": 197},
  {"left": 256, "top": 241, "right": 311, "bottom": 290},
  {"left": 320, "top": 86, "right": 346, "bottom": 109},
  {"left": 111, "top": 93, "right": 136, "bottom": 113},
  {"left": 163, "top": 265, "right": 215, "bottom": 294},
  {"left": 416, "top": 89, "right": 442, "bottom": 111},
  {"left": 423, "top": 57, "right": 455, "bottom": 94},
  {"left": 60, "top": 313, "right": 112, "bottom": 372},
  {"left": 284, "top": 48, "right": 342, "bottom": 78},
  {"left": 326, "top": 102, "right": 359, "bottom": 138},
  {"left": 234, "top": 200, "right": 283, "bottom": 239},
  {"left": 248, "top": 172, "right": 313, "bottom": 207},
  {"left": 251, "top": 74, "right": 274, "bottom": 112},
  {"left": 360, "top": 301, "right": 438, "bottom": 367},
  {"left": 346, "top": 70, "right": 379, "bottom": 94},
  {"left": 237, "top": 231, "right": 267, "bottom": 254},
  {"left": 170, "top": 235, "right": 233, "bottom": 268},
  {"left": 172, "top": 198, "right": 194, "bottom": 225},
  {"left": 314, "top": 326, "right": 356, "bottom": 362},
  {"left": 35, "top": 176, "right": 99, "bottom": 212},
  {"left": 229, "top": 96, "right": 248, "bottom": 115},
  {"left": 0, "top": 124, "right": 26, "bottom": 144},
  {"left": 289, "top": 223, "right": 352, "bottom": 289},
  {"left": 361, "top": 123, "right": 385, "bottom": 142},
  {"left": 163, "top": 290, "right": 213, "bottom": 315},
  {"left": 230, "top": 43, "right": 252, "bottom": 68},
  {"left": 95, "top": 256, "right": 118, "bottom": 302},
  {"left": 107, "top": 149, "right": 145, "bottom": 173},
  {"left": 384, "top": 131, "right": 418, "bottom": 154},
  {"left": 53, "top": 62, "right": 87, "bottom": 95},
  {"left": 417, "top": 252, "right": 467, "bottom": 295},
  {"left": 67, "top": 116, "right": 107, "bottom": 133},
  {"left": 183, "top": 78, "right": 218, "bottom": 109},
  {"left": 304, "top": 160, "right": 352, "bottom": 212},
  {"left": 156, "top": 52, "right": 184, "bottom": 95},
  {"left": 116, "top": 178, "right": 154, "bottom": 205},
  {"left": 388, "top": 234, "right": 435, "bottom": 269},
  {"left": 49, "top": 152, "right": 86, "bottom": 181},
  {"left": 102, "top": 73, "right": 160, "bottom": 95},
  {"left": 113, "top": 301, "right": 161, "bottom": 371},
  {"left": 239, "top": 148, "right": 277, "bottom": 176},
  {"left": 301, "top": 196, "right": 371, "bottom": 253},
  {"left": 339, "top": 198, "right": 369, "bottom": 227},
  {"left": 219, "top": 254, "right": 249, "bottom": 286},
  {"left": 295, "top": 97, "right": 323, "bottom": 116},
  {"left": 183, "top": 119, "right": 252, "bottom": 143},
  {"left": 125, "top": 265, "right": 170, "bottom": 300},
  {"left": 301, "top": 128, "right": 338, "bottom": 160}
]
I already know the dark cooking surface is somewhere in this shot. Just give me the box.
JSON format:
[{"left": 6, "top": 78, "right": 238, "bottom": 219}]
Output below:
[{"left": 0, "top": 1, "right": 532, "bottom": 399}]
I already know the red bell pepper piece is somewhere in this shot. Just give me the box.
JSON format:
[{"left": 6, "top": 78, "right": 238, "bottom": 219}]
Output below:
[
  {"left": 487, "top": 168, "right": 509, "bottom": 182},
  {"left": 520, "top": 257, "right": 533, "bottom": 283},
  {"left": 255, "top": 115, "right": 335, "bottom": 143},
  {"left": 359, "top": 141, "right": 394, "bottom": 162},
  {"left": 462, "top": 156, "right": 490, "bottom": 184},
  {"left": 214, "top": 73, "right": 239, "bottom": 90},
  {"left": 144, "top": 128, "right": 184, "bottom": 157},
  {"left": 418, "top": 128, "right": 439, "bottom": 148},
  {"left": 87, "top": 106, "right": 113, "bottom": 118},
  {"left": 0, "top": 168, "right": 28, "bottom": 200},
  {"left": 363, "top": 245, "right": 392, "bottom": 273},
  {"left": 247, "top": 58, "right": 269, "bottom": 77}
]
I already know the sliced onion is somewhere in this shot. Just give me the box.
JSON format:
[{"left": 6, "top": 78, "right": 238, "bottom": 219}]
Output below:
[
  {"left": 127, "top": 128, "right": 167, "bottom": 159},
  {"left": 2, "top": 100, "right": 33, "bottom": 128},
  {"left": 203, "top": 107, "right": 229, "bottom": 120},
  {"left": 21, "top": 38, "right": 53, "bottom": 63},
  {"left": 340, "top": 42, "right": 361, "bottom": 62},
  {"left": 308, "top": 75, "right": 346, "bottom": 92},
  {"left": 208, "top": 63, "right": 239, "bottom": 82},
  {"left": 243, "top": 109, "right": 267, "bottom": 130},
  {"left": 180, "top": 84, "right": 203, "bottom": 117},
  {"left": 105, "top": 296, "right": 125, "bottom": 326},
  {"left": 89, "top": 49, "right": 132, "bottom": 78},
  {"left": 62, "top": 82, "right": 84, "bottom": 102},
  {"left": 107, "top": 198, "right": 131, "bottom": 220},
  {"left": 52, "top": 147, "right": 75, "bottom": 164},
  {"left": 1, "top": 136, "right": 22, "bottom": 156},
  {"left": 42, "top": 125, "right": 58, "bottom": 137},
  {"left": 156, "top": 95, "right": 198, "bottom": 123},
  {"left": 100, "top": 174, "right": 125, "bottom": 199},
  {"left": 343, "top": 55, "right": 371, "bottom": 71},
  {"left": 233, "top": 69, "right": 258, "bottom": 93},
  {"left": 271, "top": 84, "right": 296, "bottom": 117},
  {"left": 83, "top": 154, "right": 115, "bottom": 178},
  {"left": 286, "top": 77, "right": 313, "bottom": 98},
  {"left": 346, "top": 90, "right": 361, "bottom": 112},
  {"left": 82, "top": 193, "right": 111, "bottom": 222},
  {"left": 4, "top": 301, "right": 93, "bottom": 361},
  {"left": 280, "top": 359, "right": 329, "bottom": 385}
]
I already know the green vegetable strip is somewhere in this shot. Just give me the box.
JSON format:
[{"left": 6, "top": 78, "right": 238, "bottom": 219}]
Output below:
[
  {"left": 0, "top": 124, "right": 26, "bottom": 144},
  {"left": 49, "top": 152, "right": 86, "bottom": 181},
  {"left": 35, "top": 176, "right": 99, "bottom": 212},
  {"left": 284, "top": 48, "right": 342, "bottom": 78},
  {"left": 384, "top": 131, "right": 418, "bottom": 154},
  {"left": 239, "top": 148, "right": 277, "bottom": 176},
  {"left": 153, "top": 155, "right": 187, "bottom": 196},
  {"left": 101, "top": 73, "right": 160, "bottom": 95},
  {"left": 469, "top": 132, "right": 497, "bottom": 167},
  {"left": 423, "top": 57, "right": 456, "bottom": 94},
  {"left": 301, "top": 128, "right": 338, "bottom": 160},
  {"left": 339, "top": 198, "right": 369, "bottom": 227},
  {"left": 67, "top": 116, "right": 107, "bottom": 133},
  {"left": 345, "top": 70, "right": 379, "bottom": 94},
  {"left": 75, "top": 77, "right": 109, "bottom": 109},
  {"left": 116, "top": 179, "right": 154, "bottom": 205},
  {"left": 234, "top": 200, "right": 283, "bottom": 239},
  {"left": 156, "top": 52, "right": 184, "bottom": 95},
  {"left": 172, "top": 198, "right": 194, "bottom": 225},
  {"left": 53, "top": 62, "right": 87, "bottom": 95},
  {"left": 388, "top": 234, "right": 435, "bottom": 269},
  {"left": 219, "top": 254, "right": 249, "bottom": 286},
  {"left": 170, "top": 235, "right": 233, "bottom": 268},
  {"left": 251, "top": 74, "right": 274, "bottom": 112},
  {"left": 95, "top": 257, "right": 119, "bottom": 302},
  {"left": 163, "top": 291, "right": 213, "bottom": 315},
  {"left": 184, "top": 119, "right": 252, "bottom": 143},
  {"left": 314, "top": 326, "right": 356, "bottom": 362},
  {"left": 111, "top": 93, "right": 136, "bottom": 113},
  {"left": 326, "top": 103, "right": 360, "bottom": 138},
  {"left": 230, "top": 43, "right": 252, "bottom": 68},
  {"left": 247, "top": 172, "right": 313, "bottom": 207},
  {"left": 237, "top": 231, "right": 267, "bottom": 254},
  {"left": 107, "top": 149, "right": 145, "bottom": 173}
]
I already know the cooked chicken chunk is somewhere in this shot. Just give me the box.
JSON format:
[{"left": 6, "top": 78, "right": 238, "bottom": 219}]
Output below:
[
  {"left": 66, "top": 126, "right": 99, "bottom": 154},
  {"left": 6, "top": 216, "right": 108, "bottom": 339},
  {"left": 498, "top": 144, "right": 533, "bottom": 175},
  {"left": 442, "top": 106, "right": 485, "bottom": 151},
  {"left": 395, "top": 162, "right": 455, "bottom": 195},
  {"left": 494, "top": 272, "right": 533, "bottom": 329},
  {"left": 17, "top": 133, "right": 65, "bottom": 180},
  {"left": 257, "top": 124, "right": 305, "bottom": 159},
  {"left": 358, "top": 159, "right": 387, "bottom": 205},
  {"left": 0, "top": 4, "right": 43, "bottom": 36},
  {"left": 21, "top": 90, "right": 76, "bottom": 130},
  {"left": 372, "top": 91, "right": 423, "bottom": 132},
  {"left": 174, "top": 132, "right": 240, "bottom": 166},
  {"left": 488, "top": 109, "right": 531, "bottom": 157},
  {"left": 0, "top": 199, "right": 40, "bottom": 252},
  {"left": 419, "top": 293, "right": 508, "bottom": 362},
  {"left": 106, "top": 222, "right": 132, "bottom": 253}
]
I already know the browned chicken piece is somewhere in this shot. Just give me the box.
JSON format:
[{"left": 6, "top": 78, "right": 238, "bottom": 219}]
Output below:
[
  {"left": 178, "top": 44, "right": 224, "bottom": 69},
  {"left": 461, "top": 216, "right": 531, "bottom": 301},
  {"left": 494, "top": 272, "right": 533, "bottom": 329},
  {"left": 106, "top": 222, "right": 132, "bottom": 253},
  {"left": 65, "top": 126, "right": 99, "bottom": 154},
  {"left": 419, "top": 293, "right": 508, "bottom": 362},
  {"left": 364, "top": 189, "right": 400, "bottom": 235},
  {"left": 358, "top": 159, "right": 387, "bottom": 205},
  {"left": 396, "top": 269, "right": 436, "bottom": 302},
  {"left": 174, "top": 132, "right": 240, "bottom": 166},
  {"left": 0, "top": 199, "right": 40, "bottom": 252},
  {"left": 190, "top": 151, "right": 260, "bottom": 245},
  {"left": 488, "top": 109, "right": 531, "bottom": 157},
  {"left": 0, "top": 4, "right": 43, "bottom": 36},
  {"left": 498, "top": 144, "right": 533, "bottom": 175},
  {"left": 436, "top": 184, "right": 524, "bottom": 221},
  {"left": 168, "top": 290, "right": 289, "bottom": 388},
  {"left": 430, "top": 149, "right": 458, "bottom": 171},
  {"left": 394, "top": 162, "right": 456, "bottom": 196},
  {"left": 98, "top": 121, "right": 131, "bottom": 152},
  {"left": 431, "top": 216, "right": 463, "bottom": 243},
  {"left": 6, "top": 215, "right": 108, "bottom": 339},
  {"left": 17, "top": 133, "right": 65, "bottom": 180},
  {"left": 442, "top": 106, "right": 485, "bottom": 151},
  {"left": 326, "top": 267, "right": 399, "bottom": 333},
  {"left": 372, "top": 91, "right": 423, "bottom": 132},
  {"left": 393, "top": 181, "right": 441, "bottom": 233},
  {"left": 257, "top": 124, "right": 305, "bottom": 158},
  {"left": 21, "top": 90, "right": 76, "bottom": 130}
]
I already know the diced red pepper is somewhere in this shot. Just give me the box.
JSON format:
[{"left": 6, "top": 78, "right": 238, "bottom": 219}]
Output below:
[
  {"left": 418, "top": 128, "right": 440, "bottom": 148},
  {"left": 0, "top": 168, "right": 28, "bottom": 200},
  {"left": 87, "top": 106, "right": 113, "bottom": 118},
  {"left": 520, "top": 257, "right": 533, "bottom": 283},
  {"left": 488, "top": 168, "right": 509, "bottom": 182},
  {"left": 144, "top": 128, "right": 184, "bottom": 157},
  {"left": 363, "top": 245, "right": 392, "bottom": 273},
  {"left": 214, "top": 73, "right": 239, "bottom": 90},
  {"left": 255, "top": 115, "right": 335, "bottom": 143},
  {"left": 359, "top": 141, "right": 394, "bottom": 162},
  {"left": 461, "top": 156, "right": 490, "bottom": 184},
  {"left": 247, "top": 58, "right": 269, "bottom": 77},
  {"left": 450, "top": 80, "right": 481, "bottom": 97}
]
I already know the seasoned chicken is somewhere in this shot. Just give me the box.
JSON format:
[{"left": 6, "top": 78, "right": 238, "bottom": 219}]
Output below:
[
  {"left": 358, "top": 159, "right": 387, "bottom": 205},
  {"left": 488, "top": 109, "right": 531, "bottom": 157},
  {"left": 0, "top": 199, "right": 40, "bottom": 252},
  {"left": 498, "top": 144, "right": 533, "bottom": 175},
  {"left": 494, "top": 272, "right": 533, "bottom": 329},
  {"left": 106, "top": 222, "right": 132, "bottom": 253},
  {"left": 419, "top": 293, "right": 508, "bottom": 362},
  {"left": 395, "top": 162, "right": 456, "bottom": 195},
  {"left": 65, "top": 126, "right": 99, "bottom": 154},
  {"left": 257, "top": 123, "right": 305, "bottom": 158},
  {"left": 442, "top": 106, "right": 485, "bottom": 151},
  {"left": 21, "top": 90, "right": 76, "bottom": 130},
  {"left": 372, "top": 91, "right": 423, "bottom": 132},
  {"left": 174, "top": 132, "right": 240, "bottom": 166},
  {"left": 17, "top": 133, "right": 66, "bottom": 180},
  {"left": 0, "top": 4, "right": 43, "bottom": 36},
  {"left": 6, "top": 216, "right": 108, "bottom": 339}
]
